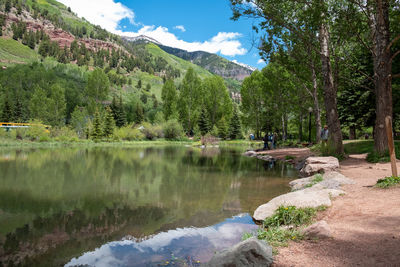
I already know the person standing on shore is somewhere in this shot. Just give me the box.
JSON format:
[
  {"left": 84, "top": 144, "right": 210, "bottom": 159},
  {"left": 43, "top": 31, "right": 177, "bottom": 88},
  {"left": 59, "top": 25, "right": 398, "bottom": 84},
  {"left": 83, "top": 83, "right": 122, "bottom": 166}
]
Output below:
[
  {"left": 321, "top": 125, "right": 329, "bottom": 145},
  {"left": 263, "top": 132, "right": 270, "bottom": 150}
]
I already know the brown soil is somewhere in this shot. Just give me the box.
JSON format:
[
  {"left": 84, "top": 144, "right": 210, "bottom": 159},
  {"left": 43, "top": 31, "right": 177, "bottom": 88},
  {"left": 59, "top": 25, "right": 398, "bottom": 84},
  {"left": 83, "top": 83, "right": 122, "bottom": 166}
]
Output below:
[{"left": 272, "top": 154, "right": 400, "bottom": 267}]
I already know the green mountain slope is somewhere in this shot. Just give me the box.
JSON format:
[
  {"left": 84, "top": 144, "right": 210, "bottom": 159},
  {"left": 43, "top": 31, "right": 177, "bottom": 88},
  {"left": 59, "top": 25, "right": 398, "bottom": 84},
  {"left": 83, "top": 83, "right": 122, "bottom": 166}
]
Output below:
[{"left": 0, "top": 38, "right": 40, "bottom": 65}]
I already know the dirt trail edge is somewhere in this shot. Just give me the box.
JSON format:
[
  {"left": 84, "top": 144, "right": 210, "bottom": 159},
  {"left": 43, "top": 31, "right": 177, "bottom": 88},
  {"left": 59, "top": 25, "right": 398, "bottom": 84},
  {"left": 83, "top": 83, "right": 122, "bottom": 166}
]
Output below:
[{"left": 273, "top": 155, "right": 400, "bottom": 267}]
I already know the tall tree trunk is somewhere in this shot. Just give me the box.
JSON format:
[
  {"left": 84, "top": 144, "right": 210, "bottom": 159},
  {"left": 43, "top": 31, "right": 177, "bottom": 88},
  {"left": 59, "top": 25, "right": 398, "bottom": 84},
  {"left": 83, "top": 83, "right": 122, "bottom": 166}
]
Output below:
[
  {"left": 299, "top": 113, "right": 303, "bottom": 141},
  {"left": 369, "top": 0, "right": 392, "bottom": 154},
  {"left": 319, "top": 23, "right": 344, "bottom": 155},
  {"left": 349, "top": 125, "right": 356, "bottom": 140},
  {"left": 311, "top": 60, "right": 322, "bottom": 143}
]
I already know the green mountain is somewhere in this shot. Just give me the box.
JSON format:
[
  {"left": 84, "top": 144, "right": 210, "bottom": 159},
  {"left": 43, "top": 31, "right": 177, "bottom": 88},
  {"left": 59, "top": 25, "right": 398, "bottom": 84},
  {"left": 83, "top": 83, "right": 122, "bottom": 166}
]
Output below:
[{"left": 0, "top": 0, "right": 243, "bottom": 97}]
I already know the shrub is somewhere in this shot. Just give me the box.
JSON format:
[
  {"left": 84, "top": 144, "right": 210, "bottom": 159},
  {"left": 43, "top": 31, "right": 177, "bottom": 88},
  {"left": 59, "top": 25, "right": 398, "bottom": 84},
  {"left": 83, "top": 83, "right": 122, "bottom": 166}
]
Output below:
[
  {"left": 141, "top": 122, "right": 163, "bottom": 140},
  {"left": 114, "top": 126, "right": 145, "bottom": 141},
  {"left": 163, "top": 119, "right": 183, "bottom": 140},
  {"left": 25, "top": 121, "right": 50, "bottom": 141},
  {"left": 376, "top": 176, "right": 400, "bottom": 188},
  {"left": 51, "top": 126, "right": 79, "bottom": 142},
  {"left": 264, "top": 206, "right": 319, "bottom": 227}
]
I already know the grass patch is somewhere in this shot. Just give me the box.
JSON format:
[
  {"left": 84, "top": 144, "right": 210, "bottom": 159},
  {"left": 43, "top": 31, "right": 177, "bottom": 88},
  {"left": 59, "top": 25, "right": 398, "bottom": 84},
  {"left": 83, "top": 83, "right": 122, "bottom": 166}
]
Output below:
[
  {"left": 376, "top": 176, "right": 400, "bottom": 188},
  {"left": 264, "top": 206, "right": 318, "bottom": 227},
  {"left": 243, "top": 205, "right": 327, "bottom": 249},
  {"left": 304, "top": 174, "right": 323, "bottom": 188},
  {"left": 0, "top": 38, "right": 39, "bottom": 65},
  {"left": 343, "top": 140, "right": 400, "bottom": 163}
]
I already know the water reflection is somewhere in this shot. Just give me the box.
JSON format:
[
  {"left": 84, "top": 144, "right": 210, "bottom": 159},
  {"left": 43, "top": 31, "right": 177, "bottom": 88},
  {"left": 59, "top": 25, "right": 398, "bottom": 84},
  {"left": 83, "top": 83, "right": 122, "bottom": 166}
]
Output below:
[
  {"left": 0, "top": 146, "right": 296, "bottom": 266},
  {"left": 66, "top": 214, "right": 258, "bottom": 267}
]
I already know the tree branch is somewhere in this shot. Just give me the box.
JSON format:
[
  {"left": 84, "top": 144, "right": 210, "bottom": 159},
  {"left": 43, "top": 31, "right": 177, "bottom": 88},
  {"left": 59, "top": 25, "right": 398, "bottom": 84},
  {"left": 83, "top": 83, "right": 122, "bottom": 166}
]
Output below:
[{"left": 387, "top": 34, "right": 400, "bottom": 52}]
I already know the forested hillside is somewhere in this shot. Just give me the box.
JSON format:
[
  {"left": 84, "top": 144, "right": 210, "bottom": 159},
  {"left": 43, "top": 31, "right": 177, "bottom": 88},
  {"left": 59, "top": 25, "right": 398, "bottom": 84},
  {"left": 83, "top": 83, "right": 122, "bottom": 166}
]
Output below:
[{"left": 0, "top": 0, "right": 243, "bottom": 142}]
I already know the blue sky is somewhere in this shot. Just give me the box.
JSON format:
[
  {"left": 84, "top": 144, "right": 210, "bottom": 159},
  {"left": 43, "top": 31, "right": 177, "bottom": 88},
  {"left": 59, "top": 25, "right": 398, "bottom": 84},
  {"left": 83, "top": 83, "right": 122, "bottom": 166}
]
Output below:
[{"left": 58, "top": 0, "right": 266, "bottom": 69}]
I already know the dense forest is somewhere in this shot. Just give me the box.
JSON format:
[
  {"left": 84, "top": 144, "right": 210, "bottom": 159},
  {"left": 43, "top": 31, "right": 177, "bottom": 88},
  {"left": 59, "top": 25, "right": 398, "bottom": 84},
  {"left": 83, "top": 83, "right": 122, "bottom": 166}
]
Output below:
[{"left": 231, "top": 0, "right": 400, "bottom": 156}]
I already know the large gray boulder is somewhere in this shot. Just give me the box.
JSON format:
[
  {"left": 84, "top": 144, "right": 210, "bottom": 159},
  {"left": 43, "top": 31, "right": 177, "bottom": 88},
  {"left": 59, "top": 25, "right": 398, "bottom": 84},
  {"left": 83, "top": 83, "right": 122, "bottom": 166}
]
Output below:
[
  {"left": 300, "top": 157, "right": 340, "bottom": 176},
  {"left": 253, "top": 186, "right": 344, "bottom": 221},
  {"left": 290, "top": 171, "right": 355, "bottom": 191},
  {"left": 205, "top": 237, "right": 273, "bottom": 267}
]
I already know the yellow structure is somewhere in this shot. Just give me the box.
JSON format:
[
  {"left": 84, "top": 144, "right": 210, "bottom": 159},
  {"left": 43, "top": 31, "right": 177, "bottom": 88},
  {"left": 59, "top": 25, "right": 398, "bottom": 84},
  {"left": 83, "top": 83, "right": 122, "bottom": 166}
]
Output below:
[{"left": 0, "top": 122, "right": 51, "bottom": 131}]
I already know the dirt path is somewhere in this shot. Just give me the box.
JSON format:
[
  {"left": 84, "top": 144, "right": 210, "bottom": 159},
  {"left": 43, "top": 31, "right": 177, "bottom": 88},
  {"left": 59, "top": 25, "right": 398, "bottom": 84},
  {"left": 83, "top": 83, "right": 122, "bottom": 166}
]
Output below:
[{"left": 273, "top": 155, "right": 400, "bottom": 267}]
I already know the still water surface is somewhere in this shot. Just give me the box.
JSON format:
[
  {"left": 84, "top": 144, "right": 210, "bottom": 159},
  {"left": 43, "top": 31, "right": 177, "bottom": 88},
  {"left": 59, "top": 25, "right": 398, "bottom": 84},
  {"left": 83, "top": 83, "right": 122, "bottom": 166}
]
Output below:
[{"left": 0, "top": 146, "right": 297, "bottom": 266}]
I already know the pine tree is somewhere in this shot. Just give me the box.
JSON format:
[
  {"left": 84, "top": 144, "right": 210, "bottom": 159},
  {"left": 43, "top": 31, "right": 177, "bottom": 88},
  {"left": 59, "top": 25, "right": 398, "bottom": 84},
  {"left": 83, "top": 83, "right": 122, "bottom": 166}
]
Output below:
[
  {"left": 217, "top": 117, "right": 229, "bottom": 139},
  {"left": 91, "top": 109, "right": 103, "bottom": 141},
  {"left": 135, "top": 102, "right": 144, "bottom": 123},
  {"left": 229, "top": 107, "right": 242, "bottom": 140},
  {"left": 13, "top": 97, "right": 23, "bottom": 122},
  {"left": 136, "top": 79, "right": 142, "bottom": 89},
  {"left": 198, "top": 107, "right": 210, "bottom": 136},
  {"left": 1, "top": 95, "right": 13, "bottom": 122},
  {"left": 116, "top": 95, "right": 126, "bottom": 127},
  {"left": 103, "top": 106, "right": 115, "bottom": 138}
]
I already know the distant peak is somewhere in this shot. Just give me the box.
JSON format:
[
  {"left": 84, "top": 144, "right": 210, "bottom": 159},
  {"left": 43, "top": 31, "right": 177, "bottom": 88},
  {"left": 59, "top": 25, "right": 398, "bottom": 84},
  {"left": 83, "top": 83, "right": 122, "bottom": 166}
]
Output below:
[
  {"left": 122, "top": 35, "right": 161, "bottom": 45},
  {"left": 231, "top": 60, "right": 257, "bottom": 72}
]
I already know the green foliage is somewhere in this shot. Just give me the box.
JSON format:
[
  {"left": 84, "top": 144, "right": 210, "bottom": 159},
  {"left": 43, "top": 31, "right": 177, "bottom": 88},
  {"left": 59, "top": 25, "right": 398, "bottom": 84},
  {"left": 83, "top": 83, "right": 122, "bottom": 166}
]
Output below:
[
  {"left": 161, "top": 80, "right": 178, "bottom": 121},
  {"left": 141, "top": 122, "right": 163, "bottom": 140},
  {"left": 163, "top": 119, "right": 184, "bottom": 140},
  {"left": 70, "top": 106, "right": 88, "bottom": 138},
  {"left": 198, "top": 107, "right": 210, "bottom": 136},
  {"left": 264, "top": 206, "right": 318, "bottom": 228},
  {"left": 103, "top": 106, "right": 115, "bottom": 138},
  {"left": 217, "top": 117, "right": 229, "bottom": 139},
  {"left": 256, "top": 226, "right": 304, "bottom": 248},
  {"left": 376, "top": 176, "right": 400, "bottom": 188},
  {"left": 1, "top": 94, "right": 13, "bottom": 122},
  {"left": 25, "top": 120, "right": 50, "bottom": 142},
  {"left": 178, "top": 68, "right": 202, "bottom": 132},
  {"left": 304, "top": 174, "right": 323, "bottom": 188},
  {"left": 229, "top": 106, "right": 242, "bottom": 140},
  {"left": 113, "top": 126, "right": 145, "bottom": 141},
  {"left": 202, "top": 76, "right": 232, "bottom": 128},
  {"left": 91, "top": 109, "right": 103, "bottom": 141},
  {"left": 342, "top": 141, "right": 400, "bottom": 163},
  {"left": 51, "top": 126, "right": 79, "bottom": 142},
  {"left": 86, "top": 68, "right": 110, "bottom": 112}
]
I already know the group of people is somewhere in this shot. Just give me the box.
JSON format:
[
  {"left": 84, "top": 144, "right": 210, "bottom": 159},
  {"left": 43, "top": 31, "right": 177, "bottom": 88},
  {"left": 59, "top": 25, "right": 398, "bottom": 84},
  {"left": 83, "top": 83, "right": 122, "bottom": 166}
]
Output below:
[
  {"left": 250, "top": 124, "right": 330, "bottom": 151},
  {"left": 263, "top": 132, "right": 277, "bottom": 150}
]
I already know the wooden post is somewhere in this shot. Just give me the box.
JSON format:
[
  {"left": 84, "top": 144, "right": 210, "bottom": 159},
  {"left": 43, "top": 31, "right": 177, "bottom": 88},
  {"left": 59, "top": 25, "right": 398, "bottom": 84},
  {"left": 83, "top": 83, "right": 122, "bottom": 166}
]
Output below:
[{"left": 385, "top": 116, "right": 398, "bottom": 177}]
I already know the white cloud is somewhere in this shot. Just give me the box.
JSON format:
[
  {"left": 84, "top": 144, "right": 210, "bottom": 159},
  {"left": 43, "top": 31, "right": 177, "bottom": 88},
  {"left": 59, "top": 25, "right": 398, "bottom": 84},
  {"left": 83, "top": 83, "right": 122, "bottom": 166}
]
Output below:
[
  {"left": 257, "top": 59, "right": 265, "bottom": 64},
  {"left": 59, "top": 0, "right": 247, "bottom": 57},
  {"left": 58, "top": 0, "right": 135, "bottom": 32},
  {"left": 174, "top": 25, "right": 186, "bottom": 32},
  {"left": 121, "top": 26, "right": 247, "bottom": 56}
]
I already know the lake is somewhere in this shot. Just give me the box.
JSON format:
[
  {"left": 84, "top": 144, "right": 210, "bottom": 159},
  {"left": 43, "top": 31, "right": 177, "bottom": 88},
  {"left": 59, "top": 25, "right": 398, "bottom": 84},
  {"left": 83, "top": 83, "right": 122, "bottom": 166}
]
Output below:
[{"left": 0, "top": 146, "right": 297, "bottom": 266}]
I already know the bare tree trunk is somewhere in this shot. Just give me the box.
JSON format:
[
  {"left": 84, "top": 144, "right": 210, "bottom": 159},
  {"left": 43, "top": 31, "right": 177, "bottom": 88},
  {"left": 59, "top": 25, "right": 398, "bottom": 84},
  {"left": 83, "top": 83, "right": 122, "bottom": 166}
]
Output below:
[
  {"left": 319, "top": 23, "right": 344, "bottom": 155},
  {"left": 369, "top": 0, "right": 392, "bottom": 154},
  {"left": 349, "top": 125, "right": 356, "bottom": 140},
  {"left": 311, "top": 60, "right": 322, "bottom": 143},
  {"left": 299, "top": 113, "right": 303, "bottom": 141},
  {"left": 282, "top": 114, "right": 286, "bottom": 141}
]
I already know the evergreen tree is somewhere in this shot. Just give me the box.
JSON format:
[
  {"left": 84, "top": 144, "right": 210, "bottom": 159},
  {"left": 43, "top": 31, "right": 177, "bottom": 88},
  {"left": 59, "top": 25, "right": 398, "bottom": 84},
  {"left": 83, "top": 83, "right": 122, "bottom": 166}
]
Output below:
[
  {"left": 198, "top": 107, "right": 210, "bottom": 136},
  {"left": 91, "top": 109, "right": 103, "bottom": 140},
  {"left": 136, "top": 79, "right": 142, "bottom": 89},
  {"left": 217, "top": 117, "right": 229, "bottom": 139},
  {"left": 116, "top": 95, "right": 127, "bottom": 127},
  {"left": 229, "top": 106, "right": 242, "bottom": 140},
  {"left": 103, "top": 106, "right": 115, "bottom": 138},
  {"left": 1, "top": 95, "right": 13, "bottom": 122},
  {"left": 13, "top": 96, "right": 23, "bottom": 122},
  {"left": 135, "top": 102, "right": 144, "bottom": 123}
]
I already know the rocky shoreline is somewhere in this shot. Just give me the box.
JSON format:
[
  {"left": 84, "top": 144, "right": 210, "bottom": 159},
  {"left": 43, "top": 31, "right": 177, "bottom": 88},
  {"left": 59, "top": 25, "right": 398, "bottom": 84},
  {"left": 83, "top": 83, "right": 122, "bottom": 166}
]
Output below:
[{"left": 205, "top": 150, "right": 356, "bottom": 266}]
